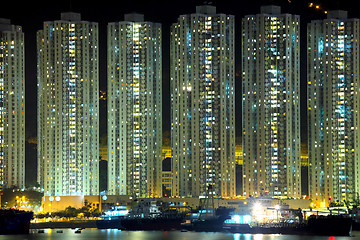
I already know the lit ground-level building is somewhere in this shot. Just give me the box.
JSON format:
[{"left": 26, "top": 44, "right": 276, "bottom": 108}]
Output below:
[
  {"left": 0, "top": 19, "right": 25, "bottom": 190},
  {"left": 107, "top": 14, "right": 162, "bottom": 198},
  {"left": 170, "top": 5, "right": 236, "bottom": 198},
  {"left": 307, "top": 10, "right": 360, "bottom": 206},
  {"left": 37, "top": 12, "right": 99, "bottom": 196},
  {"left": 242, "top": 6, "right": 301, "bottom": 198},
  {"left": 41, "top": 194, "right": 310, "bottom": 213}
]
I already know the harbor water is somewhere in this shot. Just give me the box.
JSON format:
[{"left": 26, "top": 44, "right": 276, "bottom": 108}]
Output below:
[{"left": 1, "top": 229, "right": 359, "bottom": 240}]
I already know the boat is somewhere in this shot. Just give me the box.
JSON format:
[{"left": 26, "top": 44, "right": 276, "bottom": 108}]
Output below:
[
  {"left": 223, "top": 214, "right": 252, "bottom": 233},
  {"left": 120, "top": 215, "right": 185, "bottom": 231},
  {"left": 225, "top": 214, "right": 352, "bottom": 236},
  {"left": 0, "top": 209, "right": 33, "bottom": 234},
  {"left": 119, "top": 199, "right": 185, "bottom": 231},
  {"left": 190, "top": 217, "right": 227, "bottom": 232},
  {"left": 96, "top": 200, "right": 186, "bottom": 230},
  {"left": 182, "top": 186, "right": 233, "bottom": 232},
  {"left": 182, "top": 207, "right": 233, "bottom": 232},
  {"left": 96, "top": 205, "right": 128, "bottom": 229},
  {"left": 305, "top": 214, "right": 352, "bottom": 236}
]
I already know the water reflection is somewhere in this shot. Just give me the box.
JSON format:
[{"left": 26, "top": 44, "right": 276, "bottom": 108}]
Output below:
[
  {"left": 1, "top": 229, "right": 358, "bottom": 240},
  {"left": 253, "top": 234, "right": 264, "bottom": 240},
  {"left": 234, "top": 233, "right": 252, "bottom": 240}
]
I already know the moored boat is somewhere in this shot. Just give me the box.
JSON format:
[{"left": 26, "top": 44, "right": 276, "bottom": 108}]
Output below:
[
  {"left": 119, "top": 199, "right": 186, "bottom": 230},
  {"left": 225, "top": 214, "right": 352, "bottom": 236},
  {"left": 0, "top": 209, "right": 33, "bottom": 234},
  {"left": 96, "top": 205, "right": 128, "bottom": 229},
  {"left": 182, "top": 185, "right": 233, "bottom": 232},
  {"left": 306, "top": 214, "right": 352, "bottom": 236},
  {"left": 120, "top": 215, "right": 184, "bottom": 231},
  {"left": 96, "top": 199, "right": 186, "bottom": 230}
]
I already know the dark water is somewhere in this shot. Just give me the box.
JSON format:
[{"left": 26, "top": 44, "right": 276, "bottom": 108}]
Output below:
[{"left": 0, "top": 229, "right": 359, "bottom": 240}]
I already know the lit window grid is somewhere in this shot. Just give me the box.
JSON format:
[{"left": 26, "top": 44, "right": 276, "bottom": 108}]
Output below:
[
  {"left": 170, "top": 14, "right": 236, "bottom": 198},
  {"left": 107, "top": 21, "right": 162, "bottom": 198},
  {"left": 0, "top": 25, "right": 25, "bottom": 190},
  {"left": 242, "top": 13, "right": 301, "bottom": 199},
  {"left": 307, "top": 18, "right": 360, "bottom": 204},
  {"left": 37, "top": 20, "right": 99, "bottom": 196}
]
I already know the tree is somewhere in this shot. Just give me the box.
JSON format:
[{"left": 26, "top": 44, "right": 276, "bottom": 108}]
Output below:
[
  {"left": 90, "top": 208, "right": 101, "bottom": 217},
  {"left": 64, "top": 206, "right": 78, "bottom": 218}
]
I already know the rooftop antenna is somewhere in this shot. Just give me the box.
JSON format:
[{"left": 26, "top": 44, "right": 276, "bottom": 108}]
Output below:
[{"left": 69, "top": 0, "right": 73, "bottom": 12}]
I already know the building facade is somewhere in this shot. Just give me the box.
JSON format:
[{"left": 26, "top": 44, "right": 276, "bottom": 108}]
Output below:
[
  {"left": 308, "top": 10, "right": 360, "bottom": 206},
  {"left": 242, "top": 6, "right": 301, "bottom": 198},
  {"left": 107, "top": 14, "right": 162, "bottom": 198},
  {"left": 170, "top": 5, "right": 236, "bottom": 198},
  {"left": 37, "top": 12, "right": 99, "bottom": 196},
  {"left": 0, "top": 19, "right": 25, "bottom": 190}
]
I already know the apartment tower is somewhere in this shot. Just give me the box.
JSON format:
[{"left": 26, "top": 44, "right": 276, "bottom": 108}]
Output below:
[
  {"left": 242, "top": 6, "right": 301, "bottom": 198},
  {"left": 308, "top": 10, "right": 360, "bottom": 206},
  {"left": 0, "top": 19, "right": 25, "bottom": 190},
  {"left": 170, "top": 5, "right": 236, "bottom": 198},
  {"left": 37, "top": 12, "right": 99, "bottom": 196},
  {"left": 107, "top": 13, "right": 162, "bottom": 198}
]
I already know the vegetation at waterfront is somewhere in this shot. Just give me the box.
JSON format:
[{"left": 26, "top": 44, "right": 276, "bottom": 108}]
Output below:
[
  {"left": 1, "top": 187, "right": 42, "bottom": 209},
  {"left": 36, "top": 204, "right": 101, "bottom": 219}
]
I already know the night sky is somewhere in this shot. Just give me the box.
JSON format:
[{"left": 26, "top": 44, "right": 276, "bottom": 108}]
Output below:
[{"left": 1, "top": 0, "right": 355, "bottom": 186}]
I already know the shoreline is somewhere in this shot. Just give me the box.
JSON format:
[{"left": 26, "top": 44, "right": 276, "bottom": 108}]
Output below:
[
  {"left": 31, "top": 220, "right": 97, "bottom": 229},
  {"left": 30, "top": 219, "right": 353, "bottom": 237}
]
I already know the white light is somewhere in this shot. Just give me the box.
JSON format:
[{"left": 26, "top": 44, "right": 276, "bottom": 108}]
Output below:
[
  {"left": 243, "top": 215, "right": 251, "bottom": 223},
  {"left": 253, "top": 202, "right": 262, "bottom": 211}
]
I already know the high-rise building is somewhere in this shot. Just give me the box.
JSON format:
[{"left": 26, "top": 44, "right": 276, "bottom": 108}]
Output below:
[
  {"left": 37, "top": 12, "right": 99, "bottom": 196},
  {"left": 307, "top": 10, "right": 360, "bottom": 206},
  {"left": 107, "top": 13, "right": 162, "bottom": 198},
  {"left": 242, "top": 6, "right": 301, "bottom": 198},
  {"left": 0, "top": 19, "right": 25, "bottom": 190},
  {"left": 170, "top": 5, "right": 236, "bottom": 198}
]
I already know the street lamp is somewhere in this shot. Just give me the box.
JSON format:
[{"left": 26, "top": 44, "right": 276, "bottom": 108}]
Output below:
[
  {"left": 15, "top": 196, "right": 19, "bottom": 208},
  {"left": 49, "top": 196, "right": 54, "bottom": 213}
]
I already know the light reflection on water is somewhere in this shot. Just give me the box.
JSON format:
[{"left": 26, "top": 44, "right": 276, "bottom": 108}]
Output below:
[{"left": 0, "top": 229, "right": 359, "bottom": 240}]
